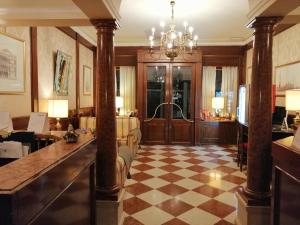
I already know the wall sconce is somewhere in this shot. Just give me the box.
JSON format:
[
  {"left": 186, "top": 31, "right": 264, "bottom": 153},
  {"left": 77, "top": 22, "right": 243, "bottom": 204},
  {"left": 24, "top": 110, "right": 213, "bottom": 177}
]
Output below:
[{"left": 48, "top": 100, "right": 68, "bottom": 130}]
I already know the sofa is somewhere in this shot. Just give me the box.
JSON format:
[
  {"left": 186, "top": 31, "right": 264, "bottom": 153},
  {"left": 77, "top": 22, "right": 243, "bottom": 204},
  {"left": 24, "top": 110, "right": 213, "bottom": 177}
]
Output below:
[{"left": 79, "top": 115, "right": 141, "bottom": 187}]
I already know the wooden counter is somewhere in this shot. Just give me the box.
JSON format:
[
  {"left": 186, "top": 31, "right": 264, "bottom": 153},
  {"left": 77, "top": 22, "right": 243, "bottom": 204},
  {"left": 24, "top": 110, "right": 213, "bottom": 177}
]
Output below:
[
  {"left": 0, "top": 133, "right": 96, "bottom": 225},
  {"left": 272, "top": 136, "right": 300, "bottom": 225}
]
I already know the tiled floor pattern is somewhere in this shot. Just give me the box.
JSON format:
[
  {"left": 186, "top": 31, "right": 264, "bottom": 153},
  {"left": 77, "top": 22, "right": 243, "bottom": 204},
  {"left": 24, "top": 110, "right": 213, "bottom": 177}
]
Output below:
[{"left": 123, "top": 145, "right": 247, "bottom": 225}]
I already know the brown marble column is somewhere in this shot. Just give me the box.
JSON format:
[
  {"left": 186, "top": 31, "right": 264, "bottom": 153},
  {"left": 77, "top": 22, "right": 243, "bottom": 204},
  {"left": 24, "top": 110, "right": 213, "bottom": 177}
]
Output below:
[
  {"left": 91, "top": 19, "right": 119, "bottom": 201},
  {"left": 241, "top": 17, "right": 281, "bottom": 205}
]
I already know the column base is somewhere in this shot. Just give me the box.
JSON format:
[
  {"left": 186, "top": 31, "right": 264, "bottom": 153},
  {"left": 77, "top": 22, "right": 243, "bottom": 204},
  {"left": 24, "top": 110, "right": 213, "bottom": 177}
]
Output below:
[
  {"left": 235, "top": 190, "right": 271, "bottom": 225},
  {"left": 96, "top": 188, "right": 125, "bottom": 225}
]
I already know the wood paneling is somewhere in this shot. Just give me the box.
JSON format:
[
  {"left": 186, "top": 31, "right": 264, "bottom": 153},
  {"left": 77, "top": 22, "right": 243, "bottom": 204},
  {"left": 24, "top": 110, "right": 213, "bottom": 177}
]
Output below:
[
  {"left": 30, "top": 27, "right": 38, "bottom": 112},
  {"left": 143, "top": 120, "right": 167, "bottom": 145},
  {"left": 196, "top": 120, "right": 237, "bottom": 145},
  {"left": 169, "top": 120, "right": 194, "bottom": 145},
  {"left": 0, "top": 134, "right": 96, "bottom": 225}
]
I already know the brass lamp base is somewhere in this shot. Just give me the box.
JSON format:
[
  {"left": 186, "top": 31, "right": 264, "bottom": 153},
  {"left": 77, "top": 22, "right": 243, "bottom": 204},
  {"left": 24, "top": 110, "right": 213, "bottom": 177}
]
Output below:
[{"left": 55, "top": 118, "right": 62, "bottom": 131}]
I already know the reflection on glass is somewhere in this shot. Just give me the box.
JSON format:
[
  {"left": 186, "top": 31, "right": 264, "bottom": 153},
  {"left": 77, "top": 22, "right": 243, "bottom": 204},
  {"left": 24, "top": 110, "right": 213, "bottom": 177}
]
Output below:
[
  {"left": 147, "top": 66, "right": 166, "bottom": 118},
  {"left": 172, "top": 66, "right": 192, "bottom": 119}
]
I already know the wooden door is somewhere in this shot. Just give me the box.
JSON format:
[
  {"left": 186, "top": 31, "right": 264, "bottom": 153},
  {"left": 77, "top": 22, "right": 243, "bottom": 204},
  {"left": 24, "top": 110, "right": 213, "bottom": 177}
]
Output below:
[
  {"left": 142, "top": 63, "right": 195, "bottom": 145},
  {"left": 143, "top": 64, "right": 170, "bottom": 144},
  {"left": 168, "top": 64, "right": 195, "bottom": 145}
]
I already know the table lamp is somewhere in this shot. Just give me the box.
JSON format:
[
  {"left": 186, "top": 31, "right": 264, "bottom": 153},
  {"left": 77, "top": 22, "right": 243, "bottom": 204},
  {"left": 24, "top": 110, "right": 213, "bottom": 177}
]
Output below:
[
  {"left": 116, "top": 96, "right": 124, "bottom": 116},
  {"left": 285, "top": 89, "right": 300, "bottom": 128},
  {"left": 48, "top": 99, "right": 68, "bottom": 130},
  {"left": 212, "top": 97, "right": 224, "bottom": 117}
]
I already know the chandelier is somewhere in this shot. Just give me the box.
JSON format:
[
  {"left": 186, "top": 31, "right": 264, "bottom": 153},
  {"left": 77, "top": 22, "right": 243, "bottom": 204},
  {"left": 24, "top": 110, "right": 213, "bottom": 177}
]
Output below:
[{"left": 148, "top": 0, "right": 198, "bottom": 59}]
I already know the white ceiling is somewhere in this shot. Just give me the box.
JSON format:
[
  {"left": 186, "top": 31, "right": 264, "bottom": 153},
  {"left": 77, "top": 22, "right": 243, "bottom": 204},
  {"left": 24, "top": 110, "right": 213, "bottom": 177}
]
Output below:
[{"left": 114, "top": 0, "right": 253, "bottom": 46}]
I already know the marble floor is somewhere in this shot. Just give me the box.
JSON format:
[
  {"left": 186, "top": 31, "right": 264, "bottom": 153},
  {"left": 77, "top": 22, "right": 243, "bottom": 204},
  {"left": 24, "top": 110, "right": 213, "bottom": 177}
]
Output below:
[{"left": 123, "top": 144, "right": 246, "bottom": 225}]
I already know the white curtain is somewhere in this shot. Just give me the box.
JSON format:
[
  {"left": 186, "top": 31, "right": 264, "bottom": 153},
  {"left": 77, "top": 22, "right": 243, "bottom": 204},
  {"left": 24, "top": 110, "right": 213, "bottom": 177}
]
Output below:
[
  {"left": 119, "top": 66, "right": 136, "bottom": 115},
  {"left": 202, "top": 66, "right": 217, "bottom": 113},
  {"left": 221, "top": 67, "right": 238, "bottom": 116}
]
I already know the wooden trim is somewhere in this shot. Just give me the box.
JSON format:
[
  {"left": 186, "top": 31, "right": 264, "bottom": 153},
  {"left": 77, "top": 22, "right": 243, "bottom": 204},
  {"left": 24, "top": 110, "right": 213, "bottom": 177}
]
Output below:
[
  {"left": 30, "top": 27, "right": 38, "bottom": 112},
  {"left": 93, "top": 49, "right": 96, "bottom": 108},
  {"left": 56, "top": 27, "right": 95, "bottom": 50},
  {"left": 76, "top": 33, "right": 80, "bottom": 113},
  {"left": 274, "top": 59, "right": 300, "bottom": 69}
]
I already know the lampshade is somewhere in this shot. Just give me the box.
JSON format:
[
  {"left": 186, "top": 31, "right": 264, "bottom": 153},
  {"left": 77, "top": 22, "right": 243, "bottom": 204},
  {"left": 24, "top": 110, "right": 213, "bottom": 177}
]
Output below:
[
  {"left": 285, "top": 89, "right": 300, "bottom": 111},
  {"left": 212, "top": 97, "right": 224, "bottom": 109},
  {"left": 116, "top": 96, "right": 124, "bottom": 108},
  {"left": 48, "top": 100, "right": 68, "bottom": 118}
]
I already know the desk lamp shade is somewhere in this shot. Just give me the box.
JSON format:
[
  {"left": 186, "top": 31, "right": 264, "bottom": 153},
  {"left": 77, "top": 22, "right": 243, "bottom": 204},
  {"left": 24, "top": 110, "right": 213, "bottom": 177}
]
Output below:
[
  {"left": 212, "top": 97, "right": 224, "bottom": 109},
  {"left": 285, "top": 89, "right": 300, "bottom": 111},
  {"left": 48, "top": 100, "right": 69, "bottom": 118}
]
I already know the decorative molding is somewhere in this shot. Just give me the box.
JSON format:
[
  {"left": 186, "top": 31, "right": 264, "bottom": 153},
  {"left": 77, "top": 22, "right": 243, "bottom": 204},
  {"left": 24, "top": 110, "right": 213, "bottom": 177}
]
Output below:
[
  {"left": 102, "top": 0, "right": 122, "bottom": 21},
  {"left": 76, "top": 33, "right": 80, "bottom": 114}
]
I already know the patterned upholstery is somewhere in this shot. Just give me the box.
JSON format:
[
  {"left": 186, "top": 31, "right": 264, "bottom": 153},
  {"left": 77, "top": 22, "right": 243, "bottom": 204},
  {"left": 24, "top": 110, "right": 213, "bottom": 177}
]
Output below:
[{"left": 79, "top": 116, "right": 141, "bottom": 188}]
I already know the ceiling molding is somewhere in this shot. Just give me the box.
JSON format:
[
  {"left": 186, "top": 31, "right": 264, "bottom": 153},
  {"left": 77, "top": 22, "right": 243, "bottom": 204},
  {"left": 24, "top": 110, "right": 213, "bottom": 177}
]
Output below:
[{"left": 103, "top": 0, "right": 122, "bottom": 21}]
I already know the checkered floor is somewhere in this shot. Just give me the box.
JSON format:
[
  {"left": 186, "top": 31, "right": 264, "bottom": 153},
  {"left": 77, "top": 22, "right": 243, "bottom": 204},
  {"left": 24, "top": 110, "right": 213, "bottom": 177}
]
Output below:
[{"left": 123, "top": 145, "right": 246, "bottom": 225}]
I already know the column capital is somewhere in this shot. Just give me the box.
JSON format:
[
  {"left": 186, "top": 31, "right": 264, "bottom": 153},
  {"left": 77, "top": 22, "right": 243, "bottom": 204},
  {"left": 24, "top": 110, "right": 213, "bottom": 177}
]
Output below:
[
  {"left": 247, "top": 16, "right": 282, "bottom": 29},
  {"left": 90, "top": 19, "right": 119, "bottom": 30}
]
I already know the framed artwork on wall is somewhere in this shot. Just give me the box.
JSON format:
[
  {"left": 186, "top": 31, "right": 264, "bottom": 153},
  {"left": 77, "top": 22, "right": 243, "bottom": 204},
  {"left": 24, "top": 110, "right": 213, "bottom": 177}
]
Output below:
[
  {"left": 0, "top": 31, "right": 25, "bottom": 94},
  {"left": 275, "top": 62, "right": 300, "bottom": 106},
  {"left": 54, "top": 50, "right": 72, "bottom": 96},
  {"left": 83, "top": 65, "right": 91, "bottom": 96}
]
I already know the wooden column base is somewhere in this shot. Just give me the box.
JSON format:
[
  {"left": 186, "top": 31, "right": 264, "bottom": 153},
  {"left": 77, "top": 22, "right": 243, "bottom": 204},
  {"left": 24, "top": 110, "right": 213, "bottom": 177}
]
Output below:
[{"left": 236, "top": 188, "right": 271, "bottom": 225}]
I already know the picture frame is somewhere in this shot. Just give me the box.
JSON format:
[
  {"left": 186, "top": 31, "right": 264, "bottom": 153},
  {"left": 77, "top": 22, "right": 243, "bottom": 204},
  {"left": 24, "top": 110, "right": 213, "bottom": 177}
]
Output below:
[
  {"left": 54, "top": 50, "right": 72, "bottom": 96},
  {"left": 0, "top": 31, "right": 25, "bottom": 94},
  {"left": 275, "top": 62, "right": 300, "bottom": 106},
  {"left": 83, "top": 65, "right": 92, "bottom": 96}
]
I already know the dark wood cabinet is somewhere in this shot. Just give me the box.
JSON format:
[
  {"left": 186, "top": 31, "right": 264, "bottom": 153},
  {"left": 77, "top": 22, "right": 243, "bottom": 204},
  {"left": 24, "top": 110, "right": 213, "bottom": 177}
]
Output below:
[
  {"left": 272, "top": 137, "right": 300, "bottom": 225},
  {"left": 196, "top": 120, "right": 237, "bottom": 145}
]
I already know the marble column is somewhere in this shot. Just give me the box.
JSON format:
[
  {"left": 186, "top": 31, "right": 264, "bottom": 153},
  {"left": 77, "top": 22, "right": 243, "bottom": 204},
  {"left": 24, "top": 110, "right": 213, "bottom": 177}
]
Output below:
[
  {"left": 236, "top": 16, "right": 281, "bottom": 225},
  {"left": 91, "top": 19, "right": 120, "bottom": 201}
]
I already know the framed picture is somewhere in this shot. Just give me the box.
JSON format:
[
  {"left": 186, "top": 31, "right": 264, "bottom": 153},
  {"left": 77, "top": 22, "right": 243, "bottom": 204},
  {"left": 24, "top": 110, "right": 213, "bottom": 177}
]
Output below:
[
  {"left": 275, "top": 62, "right": 300, "bottom": 96},
  {"left": 83, "top": 65, "right": 92, "bottom": 96},
  {"left": 54, "top": 50, "right": 72, "bottom": 96},
  {"left": 0, "top": 31, "right": 25, "bottom": 94},
  {"left": 275, "top": 62, "right": 300, "bottom": 106}
]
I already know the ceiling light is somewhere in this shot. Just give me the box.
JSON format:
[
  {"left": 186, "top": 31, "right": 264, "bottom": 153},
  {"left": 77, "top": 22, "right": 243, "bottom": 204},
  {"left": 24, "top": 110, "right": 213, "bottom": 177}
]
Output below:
[{"left": 148, "top": 0, "right": 198, "bottom": 59}]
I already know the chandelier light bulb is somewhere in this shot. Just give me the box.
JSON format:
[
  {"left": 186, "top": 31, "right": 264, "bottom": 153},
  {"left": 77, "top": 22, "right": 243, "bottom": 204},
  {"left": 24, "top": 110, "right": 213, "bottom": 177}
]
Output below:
[
  {"left": 150, "top": 40, "right": 154, "bottom": 47},
  {"left": 178, "top": 32, "right": 183, "bottom": 37},
  {"left": 149, "top": 35, "right": 154, "bottom": 41},
  {"left": 189, "top": 41, "right": 193, "bottom": 47},
  {"left": 167, "top": 43, "right": 173, "bottom": 49},
  {"left": 151, "top": 27, "right": 155, "bottom": 35},
  {"left": 189, "top": 26, "right": 194, "bottom": 33},
  {"left": 171, "top": 32, "right": 176, "bottom": 39},
  {"left": 194, "top": 35, "right": 198, "bottom": 41},
  {"left": 183, "top": 21, "right": 188, "bottom": 28}
]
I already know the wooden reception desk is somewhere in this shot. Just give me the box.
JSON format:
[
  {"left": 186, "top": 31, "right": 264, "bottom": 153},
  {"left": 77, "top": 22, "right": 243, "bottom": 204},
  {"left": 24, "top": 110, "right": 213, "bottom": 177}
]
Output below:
[{"left": 0, "top": 133, "right": 96, "bottom": 225}]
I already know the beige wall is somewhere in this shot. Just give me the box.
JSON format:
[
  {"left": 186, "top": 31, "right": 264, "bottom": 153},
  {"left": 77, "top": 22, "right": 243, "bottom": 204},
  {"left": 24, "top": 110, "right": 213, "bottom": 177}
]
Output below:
[
  {"left": 37, "top": 27, "right": 77, "bottom": 112},
  {"left": 0, "top": 27, "right": 31, "bottom": 117},
  {"left": 245, "top": 23, "right": 300, "bottom": 106},
  {"left": 79, "top": 44, "right": 94, "bottom": 108}
]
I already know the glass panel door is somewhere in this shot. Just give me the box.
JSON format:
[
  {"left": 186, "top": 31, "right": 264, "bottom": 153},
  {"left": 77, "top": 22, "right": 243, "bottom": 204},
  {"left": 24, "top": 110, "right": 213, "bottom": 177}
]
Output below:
[
  {"left": 171, "top": 66, "right": 192, "bottom": 119},
  {"left": 146, "top": 66, "right": 167, "bottom": 118}
]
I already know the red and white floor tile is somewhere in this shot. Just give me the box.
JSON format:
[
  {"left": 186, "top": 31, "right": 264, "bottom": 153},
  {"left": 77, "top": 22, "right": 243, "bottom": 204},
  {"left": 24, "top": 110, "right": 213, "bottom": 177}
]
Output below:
[{"left": 123, "top": 145, "right": 246, "bottom": 225}]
